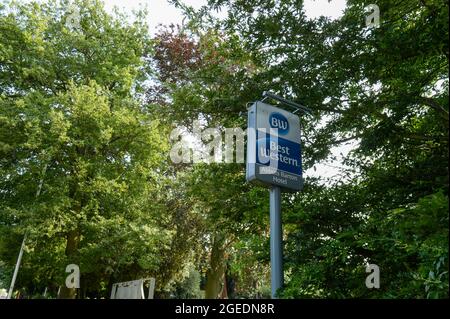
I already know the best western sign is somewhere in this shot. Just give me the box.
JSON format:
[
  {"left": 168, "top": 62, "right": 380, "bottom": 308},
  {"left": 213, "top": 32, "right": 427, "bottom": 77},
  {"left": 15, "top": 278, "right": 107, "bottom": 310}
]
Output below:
[{"left": 246, "top": 101, "right": 303, "bottom": 191}]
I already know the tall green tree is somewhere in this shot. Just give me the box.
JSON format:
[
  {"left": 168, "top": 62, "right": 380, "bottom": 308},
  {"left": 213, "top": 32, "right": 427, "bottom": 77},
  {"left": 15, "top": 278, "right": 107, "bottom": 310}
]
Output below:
[
  {"left": 0, "top": 0, "right": 172, "bottom": 298},
  {"left": 175, "top": 0, "right": 449, "bottom": 298},
  {"left": 150, "top": 25, "right": 272, "bottom": 298}
]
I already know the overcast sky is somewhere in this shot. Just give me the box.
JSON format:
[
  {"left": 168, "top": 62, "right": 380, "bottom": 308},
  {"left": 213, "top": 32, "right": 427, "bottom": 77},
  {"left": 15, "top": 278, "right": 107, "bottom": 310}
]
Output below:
[{"left": 102, "top": 0, "right": 347, "bottom": 34}]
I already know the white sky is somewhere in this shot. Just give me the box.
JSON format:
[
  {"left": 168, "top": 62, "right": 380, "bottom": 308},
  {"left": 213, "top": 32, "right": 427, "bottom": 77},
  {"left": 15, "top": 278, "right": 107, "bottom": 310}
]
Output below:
[
  {"left": 103, "top": 0, "right": 347, "bottom": 35},
  {"left": 103, "top": 0, "right": 206, "bottom": 34}
]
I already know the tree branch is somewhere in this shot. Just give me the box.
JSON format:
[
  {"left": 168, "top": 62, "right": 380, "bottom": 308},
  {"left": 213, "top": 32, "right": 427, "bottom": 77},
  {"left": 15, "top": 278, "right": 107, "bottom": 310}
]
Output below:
[{"left": 419, "top": 96, "right": 449, "bottom": 120}]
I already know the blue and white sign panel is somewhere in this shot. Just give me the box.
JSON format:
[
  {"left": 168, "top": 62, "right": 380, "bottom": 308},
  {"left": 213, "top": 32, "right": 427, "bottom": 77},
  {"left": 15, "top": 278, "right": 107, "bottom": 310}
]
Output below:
[{"left": 246, "top": 101, "right": 303, "bottom": 191}]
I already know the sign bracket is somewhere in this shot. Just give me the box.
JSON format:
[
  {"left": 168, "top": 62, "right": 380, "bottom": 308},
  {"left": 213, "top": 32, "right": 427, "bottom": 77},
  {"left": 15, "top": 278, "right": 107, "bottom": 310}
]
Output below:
[{"left": 262, "top": 91, "right": 312, "bottom": 116}]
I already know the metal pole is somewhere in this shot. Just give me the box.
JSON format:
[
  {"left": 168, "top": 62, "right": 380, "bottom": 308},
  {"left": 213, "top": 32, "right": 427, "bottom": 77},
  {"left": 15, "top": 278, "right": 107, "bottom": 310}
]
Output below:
[
  {"left": 7, "top": 234, "right": 27, "bottom": 299},
  {"left": 269, "top": 186, "right": 283, "bottom": 298},
  {"left": 7, "top": 161, "right": 47, "bottom": 299}
]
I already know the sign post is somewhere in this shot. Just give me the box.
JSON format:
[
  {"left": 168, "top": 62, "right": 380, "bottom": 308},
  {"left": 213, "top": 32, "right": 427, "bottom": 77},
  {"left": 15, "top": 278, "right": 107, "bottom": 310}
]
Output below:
[
  {"left": 269, "top": 185, "right": 283, "bottom": 298},
  {"left": 246, "top": 92, "right": 310, "bottom": 298}
]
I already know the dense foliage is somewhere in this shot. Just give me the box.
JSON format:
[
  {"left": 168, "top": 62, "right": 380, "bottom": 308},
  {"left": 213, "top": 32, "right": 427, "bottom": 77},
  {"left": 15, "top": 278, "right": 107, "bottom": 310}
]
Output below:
[{"left": 0, "top": 0, "right": 448, "bottom": 299}]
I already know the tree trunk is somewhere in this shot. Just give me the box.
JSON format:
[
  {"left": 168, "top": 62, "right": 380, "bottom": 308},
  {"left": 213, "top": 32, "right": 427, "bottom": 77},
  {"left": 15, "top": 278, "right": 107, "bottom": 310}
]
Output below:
[
  {"left": 219, "top": 273, "right": 228, "bottom": 299},
  {"left": 58, "top": 229, "right": 80, "bottom": 299},
  {"left": 204, "top": 234, "right": 226, "bottom": 299}
]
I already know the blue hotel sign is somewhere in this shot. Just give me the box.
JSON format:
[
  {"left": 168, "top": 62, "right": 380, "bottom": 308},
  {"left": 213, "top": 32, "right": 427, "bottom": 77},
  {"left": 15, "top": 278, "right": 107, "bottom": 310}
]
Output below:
[{"left": 246, "top": 101, "right": 303, "bottom": 191}]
